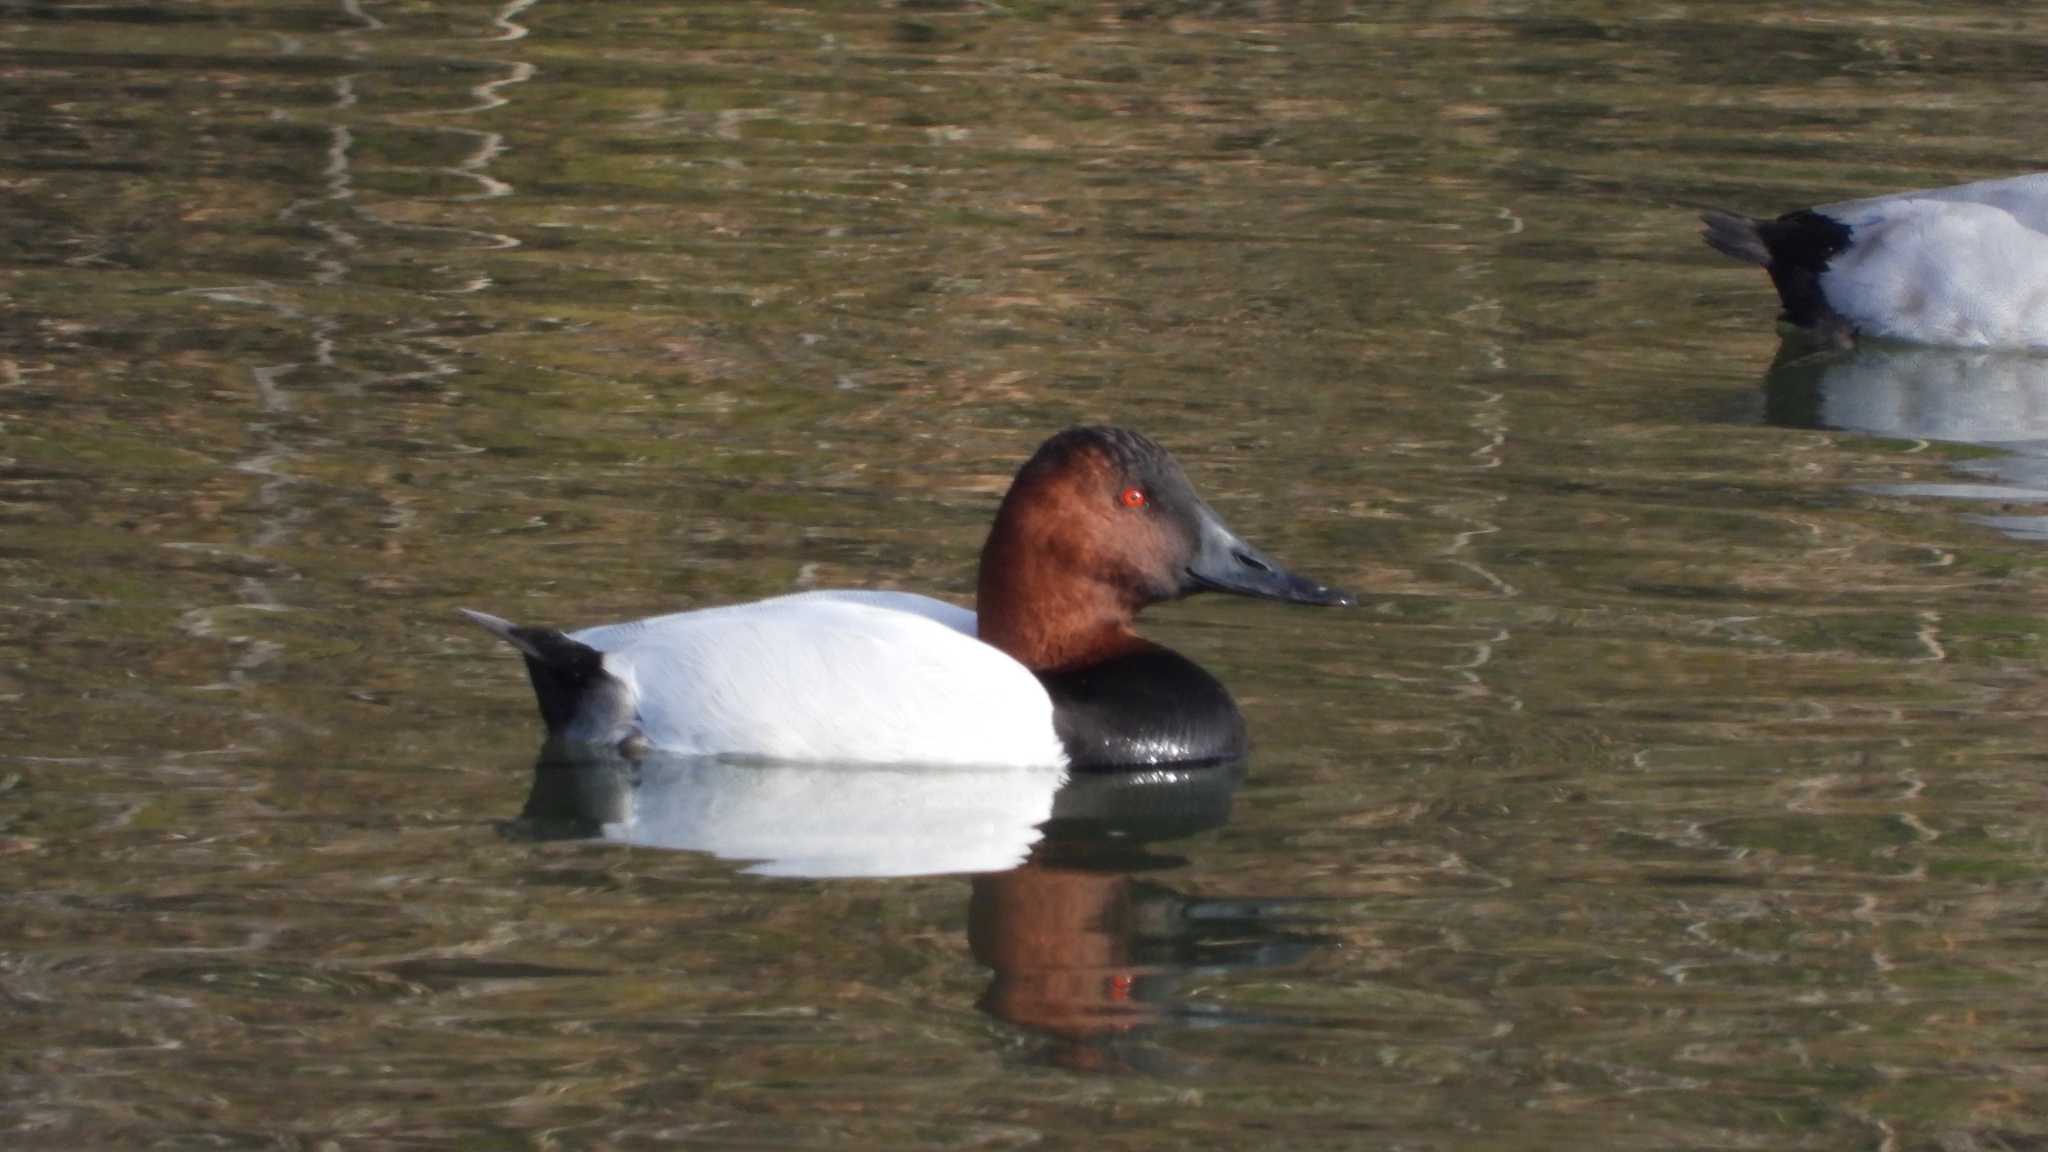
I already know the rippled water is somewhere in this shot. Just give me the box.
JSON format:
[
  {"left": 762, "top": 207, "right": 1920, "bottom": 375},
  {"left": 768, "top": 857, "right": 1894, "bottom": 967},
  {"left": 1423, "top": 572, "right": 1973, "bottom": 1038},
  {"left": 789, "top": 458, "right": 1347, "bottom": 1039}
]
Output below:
[{"left": 8, "top": 2, "right": 2048, "bottom": 1148}]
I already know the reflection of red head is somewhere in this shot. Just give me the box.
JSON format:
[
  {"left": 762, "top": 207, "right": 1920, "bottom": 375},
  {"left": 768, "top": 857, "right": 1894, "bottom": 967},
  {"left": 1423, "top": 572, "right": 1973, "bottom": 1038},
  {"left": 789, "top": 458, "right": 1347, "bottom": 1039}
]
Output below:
[{"left": 969, "top": 863, "right": 1160, "bottom": 1044}]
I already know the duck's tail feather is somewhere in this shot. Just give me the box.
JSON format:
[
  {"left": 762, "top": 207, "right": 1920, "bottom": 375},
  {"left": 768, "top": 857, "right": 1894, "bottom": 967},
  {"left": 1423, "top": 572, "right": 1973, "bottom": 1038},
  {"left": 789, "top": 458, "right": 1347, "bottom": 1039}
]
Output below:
[
  {"left": 459, "top": 608, "right": 547, "bottom": 660},
  {"left": 1700, "top": 208, "right": 1855, "bottom": 331},
  {"left": 1700, "top": 210, "right": 1772, "bottom": 266},
  {"left": 461, "top": 608, "right": 616, "bottom": 736}
]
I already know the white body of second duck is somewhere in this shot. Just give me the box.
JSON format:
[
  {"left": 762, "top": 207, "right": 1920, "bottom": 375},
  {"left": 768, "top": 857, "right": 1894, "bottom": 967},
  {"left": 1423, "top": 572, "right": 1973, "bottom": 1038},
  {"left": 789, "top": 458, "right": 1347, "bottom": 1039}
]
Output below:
[
  {"left": 1703, "top": 172, "right": 2048, "bottom": 348},
  {"left": 465, "top": 426, "right": 1353, "bottom": 771}
]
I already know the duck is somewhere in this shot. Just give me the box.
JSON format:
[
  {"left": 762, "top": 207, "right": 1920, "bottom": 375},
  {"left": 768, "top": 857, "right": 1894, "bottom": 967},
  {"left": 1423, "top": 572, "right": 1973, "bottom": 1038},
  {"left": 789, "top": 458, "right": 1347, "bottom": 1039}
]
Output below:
[
  {"left": 463, "top": 425, "right": 1353, "bottom": 770},
  {"left": 1701, "top": 172, "right": 2048, "bottom": 348}
]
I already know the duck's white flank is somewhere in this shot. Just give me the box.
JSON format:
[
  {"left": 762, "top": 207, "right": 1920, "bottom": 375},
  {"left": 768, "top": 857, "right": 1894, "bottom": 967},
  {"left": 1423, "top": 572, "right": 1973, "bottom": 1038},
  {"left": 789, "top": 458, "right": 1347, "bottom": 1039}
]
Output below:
[
  {"left": 568, "top": 590, "right": 1068, "bottom": 769},
  {"left": 1817, "top": 174, "right": 2048, "bottom": 348}
]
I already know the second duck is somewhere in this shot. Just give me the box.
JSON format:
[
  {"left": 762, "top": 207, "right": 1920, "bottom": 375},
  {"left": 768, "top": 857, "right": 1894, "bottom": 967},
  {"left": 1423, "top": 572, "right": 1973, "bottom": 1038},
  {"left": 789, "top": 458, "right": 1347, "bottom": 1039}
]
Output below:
[{"left": 1703, "top": 172, "right": 2048, "bottom": 348}]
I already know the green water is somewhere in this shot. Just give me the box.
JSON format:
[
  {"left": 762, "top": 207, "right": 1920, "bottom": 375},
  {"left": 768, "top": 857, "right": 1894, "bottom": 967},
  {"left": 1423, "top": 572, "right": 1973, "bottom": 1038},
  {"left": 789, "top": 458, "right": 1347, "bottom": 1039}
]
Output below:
[{"left": 7, "top": 2, "right": 2048, "bottom": 1147}]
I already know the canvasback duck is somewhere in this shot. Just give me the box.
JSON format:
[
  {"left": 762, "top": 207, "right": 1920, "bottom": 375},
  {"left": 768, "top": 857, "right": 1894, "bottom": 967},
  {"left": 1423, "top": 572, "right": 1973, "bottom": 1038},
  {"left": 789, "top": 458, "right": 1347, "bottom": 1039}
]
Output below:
[
  {"left": 464, "top": 426, "right": 1352, "bottom": 769},
  {"left": 1702, "top": 173, "right": 2048, "bottom": 348}
]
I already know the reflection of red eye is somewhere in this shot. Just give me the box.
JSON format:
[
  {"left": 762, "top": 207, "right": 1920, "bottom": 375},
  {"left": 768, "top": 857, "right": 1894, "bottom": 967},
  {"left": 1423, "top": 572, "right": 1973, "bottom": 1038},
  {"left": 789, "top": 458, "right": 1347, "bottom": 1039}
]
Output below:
[{"left": 1120, "top": 487, "right": 1148, "bottom": 509}]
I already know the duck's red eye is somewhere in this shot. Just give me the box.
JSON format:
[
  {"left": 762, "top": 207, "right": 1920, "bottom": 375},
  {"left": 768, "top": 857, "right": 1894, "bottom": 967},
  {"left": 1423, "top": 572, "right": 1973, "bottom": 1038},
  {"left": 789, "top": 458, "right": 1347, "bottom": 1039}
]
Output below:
[{"left": 1119, "top": 487, "right": 1148, "bottom": 509}]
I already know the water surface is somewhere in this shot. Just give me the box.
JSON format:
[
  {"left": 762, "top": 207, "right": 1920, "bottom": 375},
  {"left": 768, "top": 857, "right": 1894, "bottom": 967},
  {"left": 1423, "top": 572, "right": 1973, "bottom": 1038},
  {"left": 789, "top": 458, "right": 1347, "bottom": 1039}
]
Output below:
[{"left": 7, "top": 2, "right": 2048, "bottom": 1148}]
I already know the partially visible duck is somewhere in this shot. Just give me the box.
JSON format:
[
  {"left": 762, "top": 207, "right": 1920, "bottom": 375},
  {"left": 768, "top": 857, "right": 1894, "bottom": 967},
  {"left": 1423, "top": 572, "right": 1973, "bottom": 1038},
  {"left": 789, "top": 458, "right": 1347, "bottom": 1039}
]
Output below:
[
  {"left": 464, "top": 426, "right": 1352, "bottom": 770},
  {"left": 1702, "top": 173, "right": 2048, "bottom": 348}
]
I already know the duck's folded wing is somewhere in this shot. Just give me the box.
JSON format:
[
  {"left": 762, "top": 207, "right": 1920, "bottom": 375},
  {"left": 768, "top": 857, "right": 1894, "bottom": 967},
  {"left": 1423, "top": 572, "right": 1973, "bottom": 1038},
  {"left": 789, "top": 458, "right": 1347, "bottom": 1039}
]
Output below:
[
  {"left": 769, "top": 588, "right": 978, "bottom": 634},
  {"left": 578, "top": 597, "right": 1067, "bottom": 769},
  {"left": 1821, "top": 172, "right": 2048, "bottom": 234}
]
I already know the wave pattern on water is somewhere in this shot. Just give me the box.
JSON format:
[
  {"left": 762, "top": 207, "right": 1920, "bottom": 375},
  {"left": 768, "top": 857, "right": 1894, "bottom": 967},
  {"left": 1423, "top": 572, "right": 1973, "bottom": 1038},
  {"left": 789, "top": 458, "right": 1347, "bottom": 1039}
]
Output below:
[{"left": 2, "top": 3, "right": 2048, "bottom": 1149}]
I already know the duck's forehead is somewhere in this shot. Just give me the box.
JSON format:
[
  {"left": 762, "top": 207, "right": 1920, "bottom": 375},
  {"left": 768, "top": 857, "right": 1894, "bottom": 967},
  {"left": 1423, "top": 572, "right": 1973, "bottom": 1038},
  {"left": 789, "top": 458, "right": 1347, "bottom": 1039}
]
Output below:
[
  {"left": 1010, "top": 428, "right": 1203, "bottom": 518},
  {"left": 1063, "top": 440, "right": 1123, "bottom": 481},
  {"left": 1051, "top": 428, "right": 1180, "bottom": 484},
  {"left": 1085, "top": 426, "right": 1170, "bottom": 472}
]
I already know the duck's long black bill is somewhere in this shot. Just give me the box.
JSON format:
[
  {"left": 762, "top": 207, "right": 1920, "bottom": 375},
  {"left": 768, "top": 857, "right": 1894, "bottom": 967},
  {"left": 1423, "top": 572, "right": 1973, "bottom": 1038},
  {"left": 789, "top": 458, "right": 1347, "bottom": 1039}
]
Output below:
[{"left": 1184, "top": 506, "right": 1354, "bottom": 607}]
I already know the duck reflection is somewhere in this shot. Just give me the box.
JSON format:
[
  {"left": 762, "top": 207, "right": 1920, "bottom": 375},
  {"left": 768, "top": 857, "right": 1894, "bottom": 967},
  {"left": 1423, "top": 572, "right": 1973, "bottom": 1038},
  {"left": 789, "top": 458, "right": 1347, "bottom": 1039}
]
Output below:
[
  {"left": 1761, "top": 343, "right": 2048, "bottom": 538},
  {"left": 970, "top": 829, "right": 1329, "bottom": 1072},
  {"left": 510, "top": 752, "right": 1331, "bottom": 1069},
  {"left": 1764, "top": 342, "right": 2048, "bottom": 444},
  {"left": 511, "top": 747, "right": 1064, "bottom": 877}
]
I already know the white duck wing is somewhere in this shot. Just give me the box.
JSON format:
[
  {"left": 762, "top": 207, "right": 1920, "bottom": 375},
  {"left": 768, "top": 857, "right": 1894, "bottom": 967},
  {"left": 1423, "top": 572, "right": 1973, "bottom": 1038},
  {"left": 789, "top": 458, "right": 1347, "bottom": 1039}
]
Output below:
[
  {"left": 570, "top": 589, "right": 978, "bottom": 649},
  {"left": 1820, "top": 172, "right": 2048, "bottom": 233},
  {"left": 575, "top": 593, "right": 1067, "bottom": 769}
]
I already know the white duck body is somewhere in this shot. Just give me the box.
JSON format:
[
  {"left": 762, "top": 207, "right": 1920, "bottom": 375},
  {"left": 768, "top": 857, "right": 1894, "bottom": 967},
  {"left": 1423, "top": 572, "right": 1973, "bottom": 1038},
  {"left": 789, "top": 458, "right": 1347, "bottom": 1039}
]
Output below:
[
  {"left": 485, "top": 590, "right": 1069, "bottom": 769},
  {"left": 1816, "top": 174, "right": 2048, "bottom": 348}
]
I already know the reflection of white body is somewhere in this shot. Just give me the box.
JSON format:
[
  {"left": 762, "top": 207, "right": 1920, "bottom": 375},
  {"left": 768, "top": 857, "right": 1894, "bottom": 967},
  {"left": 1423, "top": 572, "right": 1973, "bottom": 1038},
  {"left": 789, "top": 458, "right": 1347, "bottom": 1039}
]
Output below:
[
  {"left": 1819, "top": 175, "right": 2048, "bottom": 348},
  {"left": 1811, "top": 346, "right": 2048, "bottom": 445},
  {"left": 573, "top": 754, "right": 1064, "bottom": 878},
  {"left": 1787, "top": 345, "right": 2048, "bottom": 539}
]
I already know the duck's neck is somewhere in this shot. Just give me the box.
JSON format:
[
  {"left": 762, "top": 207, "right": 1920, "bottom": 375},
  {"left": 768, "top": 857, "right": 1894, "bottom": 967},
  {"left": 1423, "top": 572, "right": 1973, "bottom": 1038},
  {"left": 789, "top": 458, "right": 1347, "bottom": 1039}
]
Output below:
[
  {"left": 976, "top": 492, "right": 1143, "bottom": 674},
  {"left": 979, "top": 595, "right": 1140, "bottom": 673}
]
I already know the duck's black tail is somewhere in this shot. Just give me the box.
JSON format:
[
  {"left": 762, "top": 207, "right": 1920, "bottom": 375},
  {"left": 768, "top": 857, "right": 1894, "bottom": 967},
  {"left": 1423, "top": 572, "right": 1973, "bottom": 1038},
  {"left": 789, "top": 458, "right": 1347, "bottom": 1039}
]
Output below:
[
  {"left": 460, "top": 609, "right": 612, "bottom": 735},
  {"left": 1700, "top": 210, "right": 1772, "bottom": 266},
  {"left": 1700, "top": 208, "right": 1854, "bottom": 331}
]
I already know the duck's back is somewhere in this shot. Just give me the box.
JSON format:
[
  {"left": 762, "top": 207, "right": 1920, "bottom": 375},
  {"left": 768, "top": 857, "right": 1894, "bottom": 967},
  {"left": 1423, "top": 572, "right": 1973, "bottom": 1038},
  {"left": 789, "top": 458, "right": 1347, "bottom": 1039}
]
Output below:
[
  {"left": 576, "top": 591, "right": 1067, "bottom": 769},
  {"left": 1820, "top": 173, "right": 2048, "bottom": 232}
]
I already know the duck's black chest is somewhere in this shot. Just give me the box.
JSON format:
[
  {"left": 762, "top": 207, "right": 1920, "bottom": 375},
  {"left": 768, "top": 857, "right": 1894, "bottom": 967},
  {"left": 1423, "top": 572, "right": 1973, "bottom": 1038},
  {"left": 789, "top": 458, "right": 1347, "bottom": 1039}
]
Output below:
[{"left": 1036, "top": 646, "right": 1248, "bottom": 769}]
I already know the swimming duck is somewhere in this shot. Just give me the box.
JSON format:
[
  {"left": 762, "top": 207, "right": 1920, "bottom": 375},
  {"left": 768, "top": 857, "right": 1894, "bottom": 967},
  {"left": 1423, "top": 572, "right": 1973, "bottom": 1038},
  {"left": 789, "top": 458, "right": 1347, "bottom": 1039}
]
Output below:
[
  {"left": 1702, "top": 173, "right": 2048, "bottom": 348},
  {"left": 464, "top": 426, "right": 1353, "bottom": 770}
]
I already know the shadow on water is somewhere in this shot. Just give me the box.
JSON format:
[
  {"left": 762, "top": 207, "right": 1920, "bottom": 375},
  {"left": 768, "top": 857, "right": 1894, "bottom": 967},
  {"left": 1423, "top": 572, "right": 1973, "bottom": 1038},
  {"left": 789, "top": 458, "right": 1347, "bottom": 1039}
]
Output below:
[
  {"left": 1759, "top": 341, "right": 2048, "bottom": 539},
  {"left": 511, "top": 750, "right": 1334, "bottom": 1073}
]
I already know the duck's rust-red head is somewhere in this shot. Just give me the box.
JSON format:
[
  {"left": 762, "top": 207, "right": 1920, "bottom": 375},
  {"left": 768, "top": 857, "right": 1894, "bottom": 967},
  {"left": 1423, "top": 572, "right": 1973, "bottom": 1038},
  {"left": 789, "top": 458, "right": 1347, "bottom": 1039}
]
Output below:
[{"left": 975, "top": 426, "right": 1352, "bottom": 672}]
